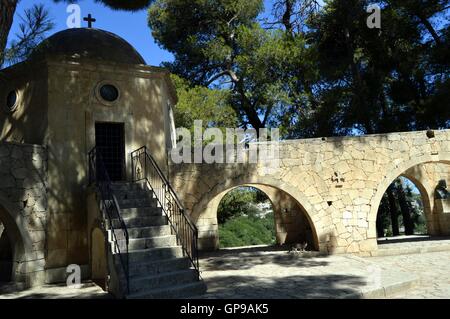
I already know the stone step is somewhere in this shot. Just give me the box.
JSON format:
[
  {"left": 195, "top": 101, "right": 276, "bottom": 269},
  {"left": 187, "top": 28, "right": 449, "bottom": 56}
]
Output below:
[
  {"left": 111, "top": 216, "right": 167, "bottom": 229},
  {"left": 129, "top": 269, "right": 199, "bottom": 294},
  {"left": 127, "top": 246, "right": 184, "bottom": 263},
  {"left": 127, "top": 281, "right": 207, "bottom": 299},
  {"left": 113, "top": 189, "right": 155, "bottom": 201},
  {"left": 124, "top": 235, "right": 178, "bottom": 250},
  {"left": 128, "top": 257, "right": 191, "bottom": 277},
  {"left": 127, "top": 225, "right": 172, "bottom": 238},
  {"left": 371, "top": 243, "right": 450, "bottom": 257},
  {"left": 110, "top": 181, "right": 147, "bottom": 192},
  {"left": 117, "top": 198, "right": 157, "bottom": 209},
  {"left": 120, "top": 207, "right": 163, "bottom": 219}
]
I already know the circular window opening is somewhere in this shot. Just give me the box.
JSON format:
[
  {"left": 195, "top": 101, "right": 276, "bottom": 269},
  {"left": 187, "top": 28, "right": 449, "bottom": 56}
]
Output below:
[
  {"left": 6, "top": 90, "right": 18, "bottom": 112},
  {"left": 99, "top": 84, "right": 119, "bottom": 102}
]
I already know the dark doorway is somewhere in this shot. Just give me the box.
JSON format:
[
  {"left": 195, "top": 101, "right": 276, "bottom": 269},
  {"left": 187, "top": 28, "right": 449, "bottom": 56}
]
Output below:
[
  {"left": 95, "top": 122, "right": 125, "bottom": 181},
  {"left": 0, "top": 224, "right": 13, "bottom": 282}
]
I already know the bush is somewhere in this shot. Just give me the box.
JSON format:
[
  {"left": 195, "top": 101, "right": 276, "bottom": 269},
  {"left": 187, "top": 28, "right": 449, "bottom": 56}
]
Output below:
[{"left": 219, "top": 213, "right": 276, "bottom": 248}]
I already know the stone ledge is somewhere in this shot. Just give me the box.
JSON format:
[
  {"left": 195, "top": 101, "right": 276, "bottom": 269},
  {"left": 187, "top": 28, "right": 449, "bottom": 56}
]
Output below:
[
  {"left": 370, "top": 243, "right": 450, "bottom": 257},
  {"left": 339, "top": 275, "right": 419, "bottom": 299}
]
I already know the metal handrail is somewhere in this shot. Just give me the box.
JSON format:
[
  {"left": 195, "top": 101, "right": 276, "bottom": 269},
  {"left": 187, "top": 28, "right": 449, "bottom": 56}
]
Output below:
[
  {"left": 131, "top": 146, "right": 200, "bottom": 278},
  {"left": 88, "top": 147, "right": 130, "bottom": 294}
]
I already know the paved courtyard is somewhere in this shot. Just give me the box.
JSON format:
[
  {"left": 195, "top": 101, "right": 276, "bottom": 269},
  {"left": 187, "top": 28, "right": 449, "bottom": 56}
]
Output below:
[
  {"left": 199, "top": 243, "right": 450, "bottom": 299},
  {"left": 0, "top": 281, "right": 110, "bottom": 299},
  {"left": 1, "top": 241, "right": 449, "bottom": 299},
  {"left": 369, "top": 251, "right": 450, "bottom": 298}
]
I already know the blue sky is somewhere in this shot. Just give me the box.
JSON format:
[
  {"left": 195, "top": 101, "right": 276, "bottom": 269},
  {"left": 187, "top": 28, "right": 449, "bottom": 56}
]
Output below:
[{"left": 9, "top": 0, "right": 275, "bottom": 67}]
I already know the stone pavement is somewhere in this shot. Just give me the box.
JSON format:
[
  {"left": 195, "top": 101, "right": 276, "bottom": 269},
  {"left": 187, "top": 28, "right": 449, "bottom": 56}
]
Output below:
[
  {"left": 0, "top": 281, "right": 111, "bottom": 299},
  {"left": 1, "top": 243, "right": 449, "bottom": 299},
  {"left": 198, "top": 246, "right": 420, "bottom": 299},
  {"left": 373, "top": 235, "right": 450, "bottom": 256},
  {"left": 368, "top": 251, "right": 450, "bottom": 298}
]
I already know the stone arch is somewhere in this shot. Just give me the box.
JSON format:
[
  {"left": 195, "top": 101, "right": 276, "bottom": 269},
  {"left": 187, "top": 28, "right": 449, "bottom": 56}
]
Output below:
[
  {"left": 399, "top": 173, "right": 434, "bottom": 233},
  {"left": 190, "top": 175, "right": 321, "bottom": 251},
  {"left": 368, "top": 152, "right": 450, "bottom": 240},
  {"left": 0, "top": 194, "right": 33, "bottom": 283}
]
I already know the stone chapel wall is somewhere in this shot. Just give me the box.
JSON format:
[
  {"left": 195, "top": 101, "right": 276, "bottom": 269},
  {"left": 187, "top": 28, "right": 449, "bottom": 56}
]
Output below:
[{"left": 0, "top": 142, "right": 47, "bottom": 286}]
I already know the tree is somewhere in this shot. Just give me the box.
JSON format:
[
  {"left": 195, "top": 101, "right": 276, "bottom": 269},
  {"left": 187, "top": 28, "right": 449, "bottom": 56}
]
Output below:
[
  {"left": 386, "top": 185, "right": 400, "bottom": 236},
  {"left": 395, "top": 179, "right": 415, "bottom": 235},
  {"left": 149, "top": 0, "right": 292, "bottom": 132},
  {"left": 386, "top": 0, "right": 448, "bottom": 45},
  {"left": 376, "top": 194, "right": 390, "bottom": 237},
  {"left": 217, "top": 187, "right": 268, "bottom": 224},
  {"left": 0, "top": 0, "right": 19, "bottom": 66},
  {"left": 149, "top": 0, "right": 449, "bottom": 137},
  {"left": 2, "top": 4, "right": 53, "bottom": 67},
  {"left": 376, "top": 177, "right": 428, "bottom": 237},
  {"left": 303, "top": 0, "right": 450, "bottom": 136},
  {"left": 171, "top": 74, "right": 238, "bottom": 134}
]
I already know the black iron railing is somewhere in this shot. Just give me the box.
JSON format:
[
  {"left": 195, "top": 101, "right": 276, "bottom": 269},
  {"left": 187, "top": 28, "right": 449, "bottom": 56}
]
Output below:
[
  {"left": 89, "top": 146, "right": 129, "bottom": 294},
  {"left": 131, "top": 146, "right": 200, "bottom": 279}
]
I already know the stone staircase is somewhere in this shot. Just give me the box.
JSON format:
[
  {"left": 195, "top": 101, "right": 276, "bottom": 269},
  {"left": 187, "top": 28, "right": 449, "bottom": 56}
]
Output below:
[{"left": 107, "top": 181, "right": 206, "bottom": 299}]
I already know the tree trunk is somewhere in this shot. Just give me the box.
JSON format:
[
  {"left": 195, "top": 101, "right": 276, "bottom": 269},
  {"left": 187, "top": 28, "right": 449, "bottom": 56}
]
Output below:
[
  {"left": 282, "top": 0, "right": 294, "bottom": 34},
  {"left": 0, "top": 0, "right": 18, "bottom": 67},
  {"left": 376, "top": 198, "right": 387, "bottom": 238},
  {"left": 387, "top": 185, "right": 400, "bottom": 236},
  {"left": 395, "top": 181, "right": 415, "bottom": 235}
]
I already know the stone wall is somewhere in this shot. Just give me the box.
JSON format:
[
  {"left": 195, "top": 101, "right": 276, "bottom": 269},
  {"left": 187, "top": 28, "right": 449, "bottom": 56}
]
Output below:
[
  {"left": 255, "top": 185, "right": 315, "bottom": 248},
  {"left": 0, "top": 142, "right": 47, "bottom": 286},
  {"left": 169, "top": 129, "right": 450, "bottom": 255}
]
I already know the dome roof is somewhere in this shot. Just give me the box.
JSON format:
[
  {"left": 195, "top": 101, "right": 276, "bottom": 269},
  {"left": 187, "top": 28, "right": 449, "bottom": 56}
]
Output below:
[{"left": 31, "top": 28, "right": 146, "bottom": 65}]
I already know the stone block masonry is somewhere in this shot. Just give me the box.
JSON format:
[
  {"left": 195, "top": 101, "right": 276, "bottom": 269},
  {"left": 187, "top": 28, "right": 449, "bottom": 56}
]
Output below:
[
  {"left": 170, "top": 129, "right": 450, "bottom": 254},
  {"left": 0, "top": 142, "right": 48, "bottom": 286}
]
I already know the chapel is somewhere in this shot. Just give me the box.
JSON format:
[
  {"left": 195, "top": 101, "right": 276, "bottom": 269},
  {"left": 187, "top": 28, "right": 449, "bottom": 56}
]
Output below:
[{"left": 0, "top": 27, "right": 205, "bottom": 298}]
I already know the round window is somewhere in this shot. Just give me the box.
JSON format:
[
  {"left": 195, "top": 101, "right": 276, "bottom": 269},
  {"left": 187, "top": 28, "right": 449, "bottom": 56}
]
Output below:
[
  {"left": 6, "top": 90, "right": 18, "bottom": 112},
  {"left": 99, "top": 84, "right": 119, "bottom": 102}
]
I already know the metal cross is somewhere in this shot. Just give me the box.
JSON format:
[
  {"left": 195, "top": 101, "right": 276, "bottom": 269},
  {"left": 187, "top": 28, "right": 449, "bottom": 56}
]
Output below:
[{"left": 83, "top": 14, "right": 96, "bottom": 28}]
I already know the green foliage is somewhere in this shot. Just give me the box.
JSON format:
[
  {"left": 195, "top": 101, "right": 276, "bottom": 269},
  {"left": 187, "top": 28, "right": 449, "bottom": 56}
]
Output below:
[
  {"left": 149, "top": 0, "right": 288, "bottom": 130},
  {"left": 171, "top": 74, "right": 238, "bottom": 134},
  {"left": 217, "top": 187, "right": 263, "bottom": 224},
  {"left": 217, "top": 186, "right": 275, "bottom": 248},
  {"left": 3, "top": 4, "right": 54, "bottom": 67},
  {"left": 219, "top": 213, "right": 276, "bottom": 248},
  {"left": 149, "top": 0, "right": 450, "bottom": 136},
  {"left": 377, "top": 177, "right": 428, "bottom": 237}
]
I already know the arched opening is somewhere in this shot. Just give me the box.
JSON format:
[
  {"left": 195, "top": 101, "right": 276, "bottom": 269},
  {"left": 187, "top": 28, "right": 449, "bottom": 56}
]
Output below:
[
  {"left": 0, "top": 203, "right": 26, "bottom": 286},
  {"left": 217, "top": 187, "right": 276, "bottom": 248},
  {"left": 369, "top": 158, "right": 450, "bottom": 252},
  {"left": 0, "top": 221, "right": 13, "bottom": 282},
  {"left": 376, "top": 176, "right": 428, "bottom": 240},
  {"left": 216, "top": 185, "right": 318, "bottom": 251},
  {"left": 91, "top": 227, "right": 108, "bottom": 290}
]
